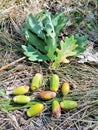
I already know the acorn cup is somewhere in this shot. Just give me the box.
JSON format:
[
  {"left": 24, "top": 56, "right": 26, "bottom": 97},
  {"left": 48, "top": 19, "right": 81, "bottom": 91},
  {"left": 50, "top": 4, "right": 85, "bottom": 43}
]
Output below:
[
  {"left": 13, "top": 85, "right": 29, "bottom": 95},
  {"left": 27, "top": 103, "right": 44, "bottom": 117},
  {"left": 13, "top": 95, "right": 31, "bottom": 104},
  {"left": 61, "top": 82, "right": 70, "bottom": 95},
  {"left": 52, "top": 100, "right": 61, "bottom": 118},
  {"left": 31, "top": 73, "right": 43, "bottom": 91},
  {"left": 60, "top": 100, "right": 78, "bottom": 110},
  {"left": 39, "top": 91, "right": 56, "bottom": 100},
  {"left": 50, "top": 74, "right": 60, "bottom": 92}
]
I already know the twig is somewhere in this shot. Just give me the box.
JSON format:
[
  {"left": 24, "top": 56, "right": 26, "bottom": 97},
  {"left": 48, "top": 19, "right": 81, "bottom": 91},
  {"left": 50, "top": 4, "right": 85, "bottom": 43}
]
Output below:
[{"left": 0, "top": 56, "right": 26, "bottom": 71}]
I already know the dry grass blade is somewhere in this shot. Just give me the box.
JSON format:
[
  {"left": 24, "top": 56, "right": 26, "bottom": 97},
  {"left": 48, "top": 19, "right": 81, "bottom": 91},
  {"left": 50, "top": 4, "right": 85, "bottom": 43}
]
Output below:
[{"left": 0, "top": 56, "right": 26, "bottom": 71}]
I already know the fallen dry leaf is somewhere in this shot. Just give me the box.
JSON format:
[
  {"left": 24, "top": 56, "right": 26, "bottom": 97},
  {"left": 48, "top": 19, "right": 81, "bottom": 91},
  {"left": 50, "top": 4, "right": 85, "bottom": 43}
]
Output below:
[{"left": 78, "top": 41, "right": 98, "bottom": 64}]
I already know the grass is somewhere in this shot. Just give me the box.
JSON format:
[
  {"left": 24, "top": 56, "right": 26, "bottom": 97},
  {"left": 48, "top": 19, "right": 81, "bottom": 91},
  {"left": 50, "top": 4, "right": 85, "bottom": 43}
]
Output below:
[{"left": 0, "top": 0, "right": 98, "bottom": 130}]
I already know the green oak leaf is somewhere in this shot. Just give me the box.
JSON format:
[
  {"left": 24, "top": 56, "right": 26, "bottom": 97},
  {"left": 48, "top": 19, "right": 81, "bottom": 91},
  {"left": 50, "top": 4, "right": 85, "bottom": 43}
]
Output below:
[
  {"left": 52, "top": 12, "right": 68, "bottom": 36},
  {"left": 74, "top": 34, "right": 88, "bottom": 54},
  {"left": 22, "top": 45, "right": 48, "bottom": 61},
  {"left": 23, "top": 13, "right": 45, "bottom": 40},
  {"left": 52, "top": 36, "right": 77, "bottom": 67}
]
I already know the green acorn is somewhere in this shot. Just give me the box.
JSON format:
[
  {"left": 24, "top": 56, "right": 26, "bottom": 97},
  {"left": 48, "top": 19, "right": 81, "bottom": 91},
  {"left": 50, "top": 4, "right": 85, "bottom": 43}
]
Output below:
[
  {"left": 60, "top": 100, "right": 78, "bottom": 110},
  {"left": 39, "top": 91, "right": 56, "bottom": 100},
  {"left": 52, "top": 100, "right": 61, "bottom": 118},
  {"left": 27, "top": 103, "right": 44, "bottom": 117},
  {"left": 13, "top": 95, "right": 31, "bottom": 104},
  {"left": 61, "top": 82, "right": 70, "bottom": 95},
  {"left": 13, "top": 85, "right": 29, "bottom": 95},
  {"left": 31, "top": 73, "right": 43, "bottom": 91},
  {"left": 50, "top": 74, "right": 60, "bottom": 92}
]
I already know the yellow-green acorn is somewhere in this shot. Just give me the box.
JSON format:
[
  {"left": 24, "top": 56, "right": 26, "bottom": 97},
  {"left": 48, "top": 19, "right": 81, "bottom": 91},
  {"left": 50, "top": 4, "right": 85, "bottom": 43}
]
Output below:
[
  {"left": 27, "top": 103, "right": 44, "bottom": 117},
  {"left": 50, "top": 74, "right": 60, "bottom": 92},
  {"left": 13, "top": 85, "right": 29, "bottom": 95},
  {"left": 13, "top": 95, "right": 31, "bottom": 104},
  {"left": 61, "top": 82, "right": 70, "bottom": 95},
  {"left": 52, "top": 100, "right": 61, "bottom": 118},
  {"left": 31, "top": 73, "right": 43, "bottom": 91},
  {"left": 60, "top": 100, "right": 78, "bottom": 110},
  {"left": 39, "top": 91, "right": 56, "bottom": 100}
]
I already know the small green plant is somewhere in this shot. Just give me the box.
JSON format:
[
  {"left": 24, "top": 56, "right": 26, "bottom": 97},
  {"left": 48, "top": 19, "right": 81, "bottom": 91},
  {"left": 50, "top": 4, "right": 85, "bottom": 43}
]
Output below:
[{"left": 22, "top": 10, "right": 88, "bottom": 67}]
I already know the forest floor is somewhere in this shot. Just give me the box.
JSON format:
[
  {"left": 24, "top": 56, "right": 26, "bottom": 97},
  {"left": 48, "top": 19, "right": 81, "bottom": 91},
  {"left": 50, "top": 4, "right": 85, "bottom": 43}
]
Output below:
[{"left": 0, "top": 0, "right": 98, "bottom": 130}]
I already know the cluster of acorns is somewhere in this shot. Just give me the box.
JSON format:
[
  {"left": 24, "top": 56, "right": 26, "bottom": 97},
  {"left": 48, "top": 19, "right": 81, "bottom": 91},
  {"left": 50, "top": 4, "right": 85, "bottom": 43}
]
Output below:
[{"left": 12, "top": 73, "right": 78, "bottom": 118}]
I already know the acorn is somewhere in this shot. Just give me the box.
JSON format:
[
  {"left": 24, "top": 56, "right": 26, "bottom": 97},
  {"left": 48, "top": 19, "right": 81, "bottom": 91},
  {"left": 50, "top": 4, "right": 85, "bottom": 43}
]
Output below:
[
  {"left": 52, "top": 100, "right": 61, "bottom": 118},
  {"left": 50, "top": 74, "right": 60, "bottom": 92},
  {"left": 27, "top": 103, "right": 44, "bottom": 117},
  {"left": 13, "top": 95, "right": 31, "bottom": 104},
  {"left": 39, "top": 91, "right": 56, "bottom": 100},
  {"left": 60, "top": 100, "right": 78, "bottom": 110},
  {"left": 61, "top": 82, "right": 70, "bottom": 95},
  {"left": 13, "top": 85, "right": 29, "bottom": 95},
  {"left": 31, "top": 73, "right": 43, "bottom": 91}
]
